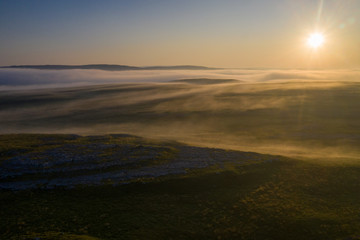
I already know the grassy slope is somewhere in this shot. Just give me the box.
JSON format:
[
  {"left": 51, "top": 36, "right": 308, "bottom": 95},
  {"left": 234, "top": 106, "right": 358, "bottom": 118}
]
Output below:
[{"left": 1, "top": 135, "right": 360, "bottom": 239}]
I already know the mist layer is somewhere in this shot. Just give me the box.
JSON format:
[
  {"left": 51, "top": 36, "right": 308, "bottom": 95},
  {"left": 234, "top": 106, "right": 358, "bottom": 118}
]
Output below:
[{"left": 1, "top": 68, "right": 359, "bottom": 160}]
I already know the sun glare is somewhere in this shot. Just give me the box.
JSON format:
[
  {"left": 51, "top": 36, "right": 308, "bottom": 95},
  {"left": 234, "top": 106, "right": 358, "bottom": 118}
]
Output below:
[{"left": 307, "top": 32, "right": 325, "bottom": 49}]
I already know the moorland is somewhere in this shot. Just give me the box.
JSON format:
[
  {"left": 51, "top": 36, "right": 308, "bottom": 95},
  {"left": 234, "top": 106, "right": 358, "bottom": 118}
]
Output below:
[{"left": 1, "top": 66, "right": 360, "bottom": 239}]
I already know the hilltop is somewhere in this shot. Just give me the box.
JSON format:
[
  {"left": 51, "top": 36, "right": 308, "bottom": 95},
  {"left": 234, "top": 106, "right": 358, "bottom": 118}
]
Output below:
[
  {"left": 0, "top": 64, "right": 217, "bottom": 71},
  {"left": 1, "top": 134, "right": 360, "bottom": 239}
]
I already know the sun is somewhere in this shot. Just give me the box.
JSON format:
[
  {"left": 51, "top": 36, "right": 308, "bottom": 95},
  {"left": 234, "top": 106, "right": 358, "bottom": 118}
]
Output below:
[{"left": 307, "top": 32, "right": 325, "bottom": 49}]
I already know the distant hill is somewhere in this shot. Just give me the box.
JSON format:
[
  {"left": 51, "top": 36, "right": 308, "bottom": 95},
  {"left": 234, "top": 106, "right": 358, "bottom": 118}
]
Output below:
[
  {"left": 0, "top": 64, "right": 217, "bottom": 71},
  {"left": 172, "top": 78, "right": 240, "bottom": 84},
  {"left": 143, "top": 65, "right": 216, "bottom": 70}
]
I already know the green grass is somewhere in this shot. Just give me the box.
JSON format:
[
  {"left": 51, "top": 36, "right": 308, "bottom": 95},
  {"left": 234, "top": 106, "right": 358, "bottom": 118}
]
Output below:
[
  {"left": 9, "top": 232, "right": 101, "bottom": 240},
  {"left": 1, "top": 157, "right": 360, "bottom": 239}
]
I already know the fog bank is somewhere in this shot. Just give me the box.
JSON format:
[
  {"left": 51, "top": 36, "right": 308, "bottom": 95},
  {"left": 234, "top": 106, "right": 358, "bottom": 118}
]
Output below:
[{"left": 1, "top": 68, "right": 359, "bottom": 160}]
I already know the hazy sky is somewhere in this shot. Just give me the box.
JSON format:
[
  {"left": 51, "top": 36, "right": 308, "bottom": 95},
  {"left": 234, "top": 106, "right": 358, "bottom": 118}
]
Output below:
[{"left": 0, "top": 0, "right": 359, "bottom": 68}]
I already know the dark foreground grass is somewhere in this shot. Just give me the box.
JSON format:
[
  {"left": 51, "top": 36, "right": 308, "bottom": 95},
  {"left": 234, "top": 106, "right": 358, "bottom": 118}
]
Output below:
[{"left": 1, "top": 158, "right": 360, "bottom": 240}]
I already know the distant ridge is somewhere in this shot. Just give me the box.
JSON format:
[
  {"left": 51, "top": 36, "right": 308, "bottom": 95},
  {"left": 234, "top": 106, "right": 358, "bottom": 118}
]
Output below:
[
  {"left": 172, "top": 78, "right": 239, "bottom": 84},
  {"left": 0, "top": 64, "right": 217, "bottom": 71}
]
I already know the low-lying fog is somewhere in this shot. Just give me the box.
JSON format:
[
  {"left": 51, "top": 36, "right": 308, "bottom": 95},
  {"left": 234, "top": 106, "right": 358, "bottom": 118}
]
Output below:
[{"left": 1, "top": 68, "right": 360, "bottom": 160}]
